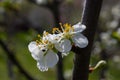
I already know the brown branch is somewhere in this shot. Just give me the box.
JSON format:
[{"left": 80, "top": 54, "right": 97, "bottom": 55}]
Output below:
[
  {"left": 72, "top": 0, "right": 103, "bottom": 80},
  {"left": 7, "top": 60, "right": 15, "bottom": 80},
  {"left": 0, "top": 39, "right": 35, "bottom": 80}
]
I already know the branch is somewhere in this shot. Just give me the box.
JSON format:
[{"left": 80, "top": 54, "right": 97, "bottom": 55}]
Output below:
[
  {"left": 0, "top": 39, "right": 35, "bottom": 80},
  {"left": 57, "top": 52, "right": 65, "bottom": 80},
  {"left": 7, "top": 60, "right": 15, "bottom": 80},
  {"left": 72, "top": 0, "right": 103, "bottom": 80}
]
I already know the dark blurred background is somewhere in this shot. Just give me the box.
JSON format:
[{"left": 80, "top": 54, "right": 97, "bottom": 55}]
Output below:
[{"left": 0, "top": 0, "right": 120, "bottom": 80}]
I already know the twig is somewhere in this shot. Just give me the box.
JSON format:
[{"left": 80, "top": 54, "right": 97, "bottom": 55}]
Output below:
[
  {"left": 72, "top": 0, "right": 103, "bottom": 80},
  {"left": 7, "top": 60, "right": 15, "bottom": 80},
  {"left": 0, "top": 39, "right": 35, "bottom": 80},
  {"left": 57, "top": 52, "right": 65, "bottom": 80}
]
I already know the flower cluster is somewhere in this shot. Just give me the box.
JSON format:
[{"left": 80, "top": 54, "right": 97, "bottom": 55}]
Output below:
[{"left": 28, "top": 22, "right": 88, "bottom": 71}]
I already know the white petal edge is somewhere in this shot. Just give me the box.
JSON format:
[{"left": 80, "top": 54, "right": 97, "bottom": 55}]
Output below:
[
  {"left": 31, "top": 47, "right": 44, "bottom": 61},
  {"left": 37, "top": 61, "right": 48, "bottom": 72},
  {"left": 28, "top": 41, "right": 45, "bottom": 61},
  {"left": 73, "top": 22, "right": 86, "bottom": 33},
  {"left": 72, "top": 33, "right": 88, "bottom": 48},
  {"left": 55, "top": 39, "right": 72, "bottom": 53},
  {"left": 44, "top": 50, "right": 59, "bottom": 68},
  {"left": 47, "top": 34, "right": 62, "bottom": 43},
  {"left": 28, "top": 41, "right": 37, "bottom": 52}
]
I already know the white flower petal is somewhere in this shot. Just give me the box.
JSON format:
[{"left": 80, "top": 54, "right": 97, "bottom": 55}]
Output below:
[
  {"left": 37, "top": 62, "right": 48, "bottom": 72},
  {"left": 28, "top": 41, "right": 44, "bottom": 60},
  {"left": 72, "top": 34, "right": 88, "bottom": 48},
  {"left": 44, "top": 50, "right": 58, "bottom": 67},
  {"left": 55, "top": 39, "right": 72, "bottom": 53},
  {"left": 47, "top": 34, "right": 63, "bottom": 43},
  {"left": 36, "top": 50, "right": 58, "bottom": 71},
  {"left": 31, "top": 47, "right": 44, "bottom": 61},
  {"left": 28, "top": 41, "right": 37, "bottom": 52},
  {"left": 73, "top": 22, "right": 86, "bottom": 33}
]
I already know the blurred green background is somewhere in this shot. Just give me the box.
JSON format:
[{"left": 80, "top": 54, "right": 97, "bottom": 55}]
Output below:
[{"left": 0, "top": 0, "right": 120, "bottom": 80}]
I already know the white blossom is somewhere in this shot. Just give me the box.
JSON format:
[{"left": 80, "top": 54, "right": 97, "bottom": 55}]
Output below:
[
  {"left": 72, "top": 23, "right": 88, "bottom": 48},
  {"left": 54, "top": 22, "right": 88, "bottom": 48},
  {"left": 28, "top": 22, "right": 88, "bottom": 72},
  {"left": 42, "top": 31, "right": 71, "bottom": 55},
  {"left": 28, "top": 40, "right": 58, "bottom": 71}
]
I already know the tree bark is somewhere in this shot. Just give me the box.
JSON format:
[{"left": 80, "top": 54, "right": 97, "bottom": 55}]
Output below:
[{"left": 72, "top": 0, "right": 103, "bottom": 80}]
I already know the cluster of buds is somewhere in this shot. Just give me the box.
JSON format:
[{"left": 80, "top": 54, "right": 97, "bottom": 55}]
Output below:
[{"left": 28, "top": 22, "right": 88, "bottom": 71}]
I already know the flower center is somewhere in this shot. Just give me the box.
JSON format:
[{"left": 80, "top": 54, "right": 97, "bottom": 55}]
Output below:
[{"left": 52, "top": 23, "right": 74, "bottom": 39}]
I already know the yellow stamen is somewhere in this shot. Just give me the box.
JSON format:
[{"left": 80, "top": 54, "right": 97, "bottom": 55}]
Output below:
[
  {"left": 45, "top": 32, "right": 49, "bottom": 35},
  {"left": 71, "top": 26, "right": 74, "bottom": 31},
  {"left": 63, "top": 23, "right": 70, "bottom": 28},
  {"left": 59, "top": 23, "right": 64, "bottom": 32},
  {"left": 43, "top": 31, "right": 49, "bottom": 37},
  {"left": 63, "top": 23, "right": 74, "bottom": 33},
  {"left": 37, "top": 34, "right": 41, "bottom": 38},
  {"left": 52, "top": 28, "right": 61, "bottom": 33},
  {"left": 36, "top": 40, "right": 40, "bottom": 45},
  {"left": 44, "top": 40, "right": 48, "bottom": 44}
]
